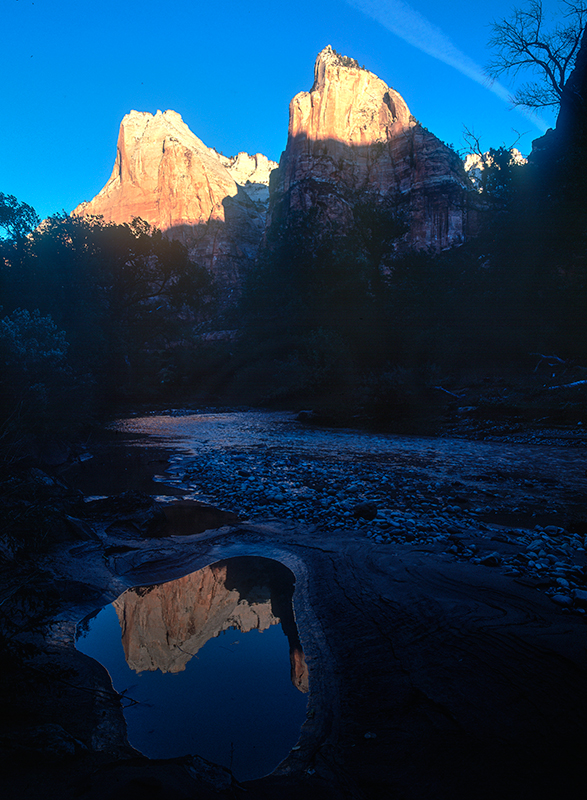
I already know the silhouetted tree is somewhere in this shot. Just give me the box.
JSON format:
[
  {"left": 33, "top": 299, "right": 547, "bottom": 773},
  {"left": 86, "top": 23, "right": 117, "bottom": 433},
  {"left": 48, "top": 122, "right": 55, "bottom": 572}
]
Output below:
[
  {"left": 487, "top": 0, "right": 587, "bottom": 110},
  {"left": 0, "top": 193, "right": 39, "bottom": 242},
  {"left": 0, "top": 308, "right": 78, "bottom": 453},
  {"left": 0, "top": 203, "right": 214, "bottom": 420}
]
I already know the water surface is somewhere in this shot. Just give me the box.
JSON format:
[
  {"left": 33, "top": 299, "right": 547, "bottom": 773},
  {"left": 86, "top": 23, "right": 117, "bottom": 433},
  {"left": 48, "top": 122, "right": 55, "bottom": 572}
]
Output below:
[{"left": 77, "top": 557, "right": 308, "bottom": 780}]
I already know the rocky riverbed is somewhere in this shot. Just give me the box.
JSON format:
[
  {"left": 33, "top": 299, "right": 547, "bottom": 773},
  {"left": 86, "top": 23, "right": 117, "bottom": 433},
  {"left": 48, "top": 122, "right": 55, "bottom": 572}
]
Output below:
[
  {"left": 1, "top": 409, "right": 587, "bottom": 799},
  {"left": 109, "top": 410, "right": 587, "bottom": 614}
]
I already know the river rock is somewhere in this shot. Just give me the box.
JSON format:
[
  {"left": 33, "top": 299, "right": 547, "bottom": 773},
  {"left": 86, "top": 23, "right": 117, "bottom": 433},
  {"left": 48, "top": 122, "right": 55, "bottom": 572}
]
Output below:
[
  {"left": 544, "top": 525, "right": 565, "bottom": 535},
  {"left": 551, "top": 593, "right": 574, "bottom": 607},
  {"left": 64, "top": 515, "right": 100, "bottom": 541},
  {"left": 479, "top": 553, "right": 502, "bottom": 567},
  {"left": 78, "top": 491, "right": 166, "bottom": 537},
  {"left": 353, "top": 501, "right": 378, "bottom": 520},
  {"left": 6, "top": 724, "right": 87, "bottom": 759},
  {"left": 159, "top": 500, "right": 240, "bottom": 536},
  {"left": 572, "top": 588, "right": 587, "bottom": 608},
  {"left": 527, "top": 539, "right": 545, "bottom": 551},
  {"left": 185, "top": 753, "right": 236, "bottom": 792}
]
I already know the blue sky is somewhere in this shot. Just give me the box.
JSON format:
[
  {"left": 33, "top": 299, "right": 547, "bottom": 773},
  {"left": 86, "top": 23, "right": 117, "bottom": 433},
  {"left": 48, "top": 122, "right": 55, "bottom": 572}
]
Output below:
[{"left": 2, "top": 0, "right": 562, "bottom": 220}]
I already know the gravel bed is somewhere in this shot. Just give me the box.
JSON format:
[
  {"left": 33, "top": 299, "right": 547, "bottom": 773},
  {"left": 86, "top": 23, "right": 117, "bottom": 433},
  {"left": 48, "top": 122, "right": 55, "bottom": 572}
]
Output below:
[{"left": 116, "top": 410, "right": 587, "bottom": 616}]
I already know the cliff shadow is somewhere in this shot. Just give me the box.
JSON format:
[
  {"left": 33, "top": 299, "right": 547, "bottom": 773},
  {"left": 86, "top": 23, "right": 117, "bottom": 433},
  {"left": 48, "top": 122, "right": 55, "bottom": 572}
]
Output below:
[
  {"left": 163, "top": 184, "right": 268, "bottom": 297},
  {"left": 222, "top": 556, "right": 309, "bottom": 694},
  {"left": 267, "top": 127, "right": 483, "bottom": 252}
]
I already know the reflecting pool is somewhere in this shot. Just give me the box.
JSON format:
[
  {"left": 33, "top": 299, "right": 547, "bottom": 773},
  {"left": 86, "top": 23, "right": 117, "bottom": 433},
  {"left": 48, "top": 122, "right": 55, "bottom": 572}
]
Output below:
[{"left": 76, "top": 557, "right": 308, "bottom": 780}]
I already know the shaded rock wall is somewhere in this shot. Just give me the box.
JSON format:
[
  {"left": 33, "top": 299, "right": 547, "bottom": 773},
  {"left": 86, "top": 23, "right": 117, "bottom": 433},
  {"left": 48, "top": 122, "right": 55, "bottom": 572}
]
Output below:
[{"left": 531, "top": 26, "right": 587, "bottom": 182}]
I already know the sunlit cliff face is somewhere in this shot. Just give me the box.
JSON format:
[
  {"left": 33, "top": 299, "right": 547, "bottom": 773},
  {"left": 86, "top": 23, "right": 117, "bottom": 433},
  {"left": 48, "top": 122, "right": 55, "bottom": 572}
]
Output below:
[
  {"left": 289, "top": 44, "right": 413, "bottom": 149},
  {"left": 73, "top": 110, "right": 277, "bottom": 289},
  {"left": 273, "top": 45, "right": 477, "bottom": 252},
  {"left": 74, "top": 110, "right": 277, "bottom": 230},
  {"left": 114, "top": 557, "right": 309, "bottom": 692}
]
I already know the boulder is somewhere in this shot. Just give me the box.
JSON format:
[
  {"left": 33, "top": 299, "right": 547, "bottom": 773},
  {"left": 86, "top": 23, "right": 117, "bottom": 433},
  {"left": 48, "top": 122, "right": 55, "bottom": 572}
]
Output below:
[
  {"left": 78, "top": 491, "right": 166, "bottom": 537},
  {"left": 353, "top": 500, "right": 378, "bottom": 521}
]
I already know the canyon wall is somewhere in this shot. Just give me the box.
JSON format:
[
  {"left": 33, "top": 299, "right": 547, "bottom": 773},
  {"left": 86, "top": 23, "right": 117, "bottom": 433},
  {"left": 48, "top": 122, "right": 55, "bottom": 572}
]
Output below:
[
  {"left": 531, "top": 26, "right": 587, "bottom": 182},
  {"left": 74, "top": 110, "right": 277, "bottom": 292},
  {"left": 74, "top": 47, "right": 481, "bottom": 306},
  {"left": 268, "top": 45, "right": 478, "bottom": 251}
]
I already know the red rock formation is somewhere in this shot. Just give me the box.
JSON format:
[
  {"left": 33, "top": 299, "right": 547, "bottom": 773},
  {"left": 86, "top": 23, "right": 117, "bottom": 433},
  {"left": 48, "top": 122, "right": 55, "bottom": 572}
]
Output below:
[
  {"left": 74, "top": 48, "right": 478, "bottom": 304},
  {"left": 290, "top": 646, "right": 309, "bottom": 694},
  {"left": 270, "top": 45, "right": 478, "bottom": 251},
  {"left": 114, "top": 562, "right": 279, "bottom": 674},
  {"left": 74, "top": 110, "right": 277, "bottom": 289}
]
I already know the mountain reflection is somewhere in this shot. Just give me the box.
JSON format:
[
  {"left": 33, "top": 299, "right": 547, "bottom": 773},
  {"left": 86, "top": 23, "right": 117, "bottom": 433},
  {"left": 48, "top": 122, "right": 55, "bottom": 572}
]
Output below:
[{"left": 114, "top": 556, "right": 309, "bottom": 692}]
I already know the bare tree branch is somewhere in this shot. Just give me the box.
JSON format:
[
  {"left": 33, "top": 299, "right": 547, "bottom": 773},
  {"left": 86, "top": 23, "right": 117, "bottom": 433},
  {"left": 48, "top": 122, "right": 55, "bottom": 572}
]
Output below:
[{"left": 487, "top": 0, "right": 587, "bottom": 110}]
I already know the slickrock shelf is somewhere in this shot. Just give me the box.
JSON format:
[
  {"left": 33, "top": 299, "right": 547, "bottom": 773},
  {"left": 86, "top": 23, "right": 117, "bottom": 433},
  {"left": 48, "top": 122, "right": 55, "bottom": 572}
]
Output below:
[{"left": 2, "top": 411, "right": 585, "bottom": 800}]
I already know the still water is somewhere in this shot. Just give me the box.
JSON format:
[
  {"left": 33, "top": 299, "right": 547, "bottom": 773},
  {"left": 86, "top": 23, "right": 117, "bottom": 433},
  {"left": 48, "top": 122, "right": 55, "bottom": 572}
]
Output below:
[{"left": 76, "top": 557, "right": 308, "bottom": 781}]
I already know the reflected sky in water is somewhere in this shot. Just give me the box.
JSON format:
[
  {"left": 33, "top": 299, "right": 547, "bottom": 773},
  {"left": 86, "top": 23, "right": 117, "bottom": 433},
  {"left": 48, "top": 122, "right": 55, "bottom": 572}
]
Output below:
[{"left": 77, "top": 557, "right": 308, "bottom": 780}]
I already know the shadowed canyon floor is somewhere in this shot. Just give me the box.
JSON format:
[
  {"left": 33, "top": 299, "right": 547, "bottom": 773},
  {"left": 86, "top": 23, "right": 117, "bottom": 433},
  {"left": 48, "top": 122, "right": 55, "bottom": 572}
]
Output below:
[{"left": 2, "top": 410, "right": 587, "bottom": 799}]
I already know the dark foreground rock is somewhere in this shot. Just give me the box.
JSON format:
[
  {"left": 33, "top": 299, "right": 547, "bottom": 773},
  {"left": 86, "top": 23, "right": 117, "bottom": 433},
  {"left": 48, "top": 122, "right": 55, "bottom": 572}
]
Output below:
[
  {"left": 1, "top": 412, "right": 586, "bottom": 799},
  {"left": 1, "top": 515, "right": 586, "bottom": 800}
]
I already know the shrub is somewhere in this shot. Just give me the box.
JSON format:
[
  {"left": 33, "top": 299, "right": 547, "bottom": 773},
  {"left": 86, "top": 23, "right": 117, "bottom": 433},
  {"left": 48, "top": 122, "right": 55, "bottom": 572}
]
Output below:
[{"left": 0, "top": 309, "right": 89, "bottom": 459}]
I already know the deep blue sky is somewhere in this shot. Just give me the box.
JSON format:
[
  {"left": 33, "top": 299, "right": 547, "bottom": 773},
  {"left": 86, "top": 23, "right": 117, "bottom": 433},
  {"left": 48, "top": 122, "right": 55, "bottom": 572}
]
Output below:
[{"left": 3, "top": 0, "right": 562, "bottom": 220}]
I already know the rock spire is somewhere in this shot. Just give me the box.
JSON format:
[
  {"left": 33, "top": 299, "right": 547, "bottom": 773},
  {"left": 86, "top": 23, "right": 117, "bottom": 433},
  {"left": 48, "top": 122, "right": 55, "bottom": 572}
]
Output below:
[
  {"left": 269, "top": 45, "right": 478, "bottom": 251},
  {"left": 74, "top": 110, "right": 277, "bottom": 290}
]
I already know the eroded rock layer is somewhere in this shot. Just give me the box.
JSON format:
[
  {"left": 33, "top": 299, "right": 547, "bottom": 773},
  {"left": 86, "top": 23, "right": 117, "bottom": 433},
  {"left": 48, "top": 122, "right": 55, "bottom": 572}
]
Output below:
[
  {"left": 269, "top": 45, "right": 478, "bottom": 250},
  {"left": 74, "top": 110, "right": 277, "bottom": 289}
]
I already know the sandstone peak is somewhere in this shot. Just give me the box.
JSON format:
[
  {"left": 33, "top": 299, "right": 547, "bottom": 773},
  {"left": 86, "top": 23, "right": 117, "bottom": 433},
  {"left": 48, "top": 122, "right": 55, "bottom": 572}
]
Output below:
[
  {"left": 311, "top": 44, "right": 380, "bottom": 96},
  {"left": 314, "top": 44, "right": 364, "bottom": 76},
  {"left": 74, "top": 110, "right": 277, "bottom": 290},
  {"left": 224, "top": 152, "right": 275, "bottom": 187},
  {"left": 75, "top": 109, "right": 276, "bottom": 225},
  {"left": 74, "top": 109, "right": 230, "bottom": 228},
  {"left": 118, "top": 109, "right": 208, "bottom": 154},
  {"left": 270, "top": 47, "right": 477, "bottom": 251},
  {"left": 288, "top": 45, "right": 413, "bottom": 148}
]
